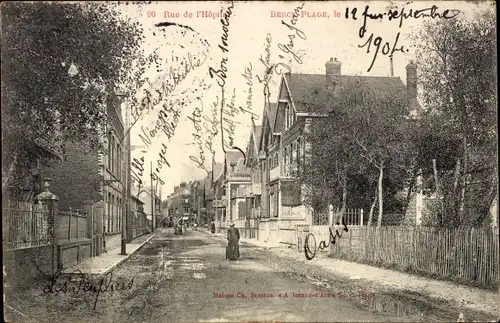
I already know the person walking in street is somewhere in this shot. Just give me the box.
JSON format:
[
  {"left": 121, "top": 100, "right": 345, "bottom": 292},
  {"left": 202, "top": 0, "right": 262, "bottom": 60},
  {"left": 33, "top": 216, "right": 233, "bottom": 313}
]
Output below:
[{"left": 226, "top": 221, "right": 240, "bottom": 260}]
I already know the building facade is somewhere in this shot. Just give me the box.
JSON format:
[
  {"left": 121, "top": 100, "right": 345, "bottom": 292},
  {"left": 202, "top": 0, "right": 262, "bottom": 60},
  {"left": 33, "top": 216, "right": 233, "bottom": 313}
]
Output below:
[
  {"left": 166, "top": 182, "right": 197, "bottom": 224},
  {"left": 42, "top": 89, "right": 129, "bottom": 252}
]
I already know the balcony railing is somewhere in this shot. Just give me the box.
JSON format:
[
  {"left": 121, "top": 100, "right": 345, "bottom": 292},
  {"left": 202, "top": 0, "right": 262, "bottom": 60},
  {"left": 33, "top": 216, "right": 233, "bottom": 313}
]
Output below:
[
  {"left": 270, "top": 165, "right": 280, "bottom": 181},
  {"left": 270, "top": 164, "right": 295, "bottom": 181},
  {"left": 232, "top": 185, "right": 250, "bottom": 198},
  {"left": 251, "top": 182, "right": 261, "bottom": 196},
  {"left": 251, "top": 208, "right": 261, "bottom": 218}
]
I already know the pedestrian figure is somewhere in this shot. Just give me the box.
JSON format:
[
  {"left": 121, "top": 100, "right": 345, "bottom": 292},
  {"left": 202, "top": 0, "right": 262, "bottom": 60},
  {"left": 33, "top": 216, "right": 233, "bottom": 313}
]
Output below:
[
  {"left": 210, "top": 221, "right": 216, "bottom": 234},
  {"left": 226, "top": 221, "right": 240, "bottom": 260}
]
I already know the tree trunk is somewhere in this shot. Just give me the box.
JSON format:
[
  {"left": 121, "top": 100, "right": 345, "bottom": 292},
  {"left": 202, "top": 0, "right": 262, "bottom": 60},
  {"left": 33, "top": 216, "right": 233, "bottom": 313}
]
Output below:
[
  {"left": 458, "top": 136, "right": 468, "bottom": 223},
  {"left": 432, "top": 159, "right": 441, "bottom": 196},
  {"left": 367, "top": 187, "right": 378, "bottom": 226},
  {"left": 1, "top": 151, "right": 19, "bottom": 196},
  {"left": 403, "top": 168, "right": 417, "bottom": 216},
  {"left": 340, "top": 166, "right": 347, "bottom": 221},
  {"left": 377, "top": 161, "right": 384, "bottom": 227},
  {"left": 451, "top": 158, "right": 461, "bottom": 224},
  {"left": 452, "top": 158, "right": 461, "bottom": 194},
  {"left": 432, "top": 159, "right": 445, "bottom": 225}
]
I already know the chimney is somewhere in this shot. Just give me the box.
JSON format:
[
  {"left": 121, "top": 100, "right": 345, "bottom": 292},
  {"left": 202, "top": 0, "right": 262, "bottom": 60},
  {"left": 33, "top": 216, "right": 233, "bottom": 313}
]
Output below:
[
  {"left": 389, "top": 56, "right": 394, "bottom": 77},
  {"left": 326, "top": 57, "right": 341, "bottom": 77},
  {"left": 325, "top": 57, "right": 341, "bottom": 90},
  {"left": 406, "top": 60, "right": 417, "bottom": 99}
]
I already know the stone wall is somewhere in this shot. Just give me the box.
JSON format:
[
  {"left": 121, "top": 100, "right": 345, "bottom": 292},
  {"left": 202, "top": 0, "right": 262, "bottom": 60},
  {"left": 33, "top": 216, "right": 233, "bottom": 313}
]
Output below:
[{"left": 4, "top": 245, "right": 54, "bottom": 290}]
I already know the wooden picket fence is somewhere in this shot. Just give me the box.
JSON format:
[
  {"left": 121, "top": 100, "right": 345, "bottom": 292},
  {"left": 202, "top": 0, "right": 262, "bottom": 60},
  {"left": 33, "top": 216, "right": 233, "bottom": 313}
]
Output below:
[
  {"left": 55, "top": 208, "right": 87, "bottom": 241},
  {"left": 330, "top": 226, "right": 499, "bottom": 288}
]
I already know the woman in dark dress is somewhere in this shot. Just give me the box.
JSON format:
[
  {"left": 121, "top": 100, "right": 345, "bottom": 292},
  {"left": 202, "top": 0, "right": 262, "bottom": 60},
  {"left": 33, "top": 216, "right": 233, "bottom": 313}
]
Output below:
[{"left": 226, "top": 222, "right": 240, "bottom": 260}]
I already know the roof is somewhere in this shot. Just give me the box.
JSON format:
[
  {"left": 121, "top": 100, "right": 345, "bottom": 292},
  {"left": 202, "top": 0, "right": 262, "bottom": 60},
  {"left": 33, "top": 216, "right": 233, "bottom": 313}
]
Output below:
[
  {"left": 213, "top": 162, "right": 224, "bottom": 182},
  {"left": 130, "top": 195, "right": 144, "bottom": 204},
  {"left": 267, "top": 102, "right": 278, "bottom": 131},
  {"left": 226, "top": 150, "right": 242, "bottom": 166},
  {"left": 283, "top": 73, "right": 410, "bottom": 114},
  {"left": 254, "top": 125, "right": 262, "bottom": 148},
  {"left": 246, "top": 124, "right": 262, "bottom": 164}
]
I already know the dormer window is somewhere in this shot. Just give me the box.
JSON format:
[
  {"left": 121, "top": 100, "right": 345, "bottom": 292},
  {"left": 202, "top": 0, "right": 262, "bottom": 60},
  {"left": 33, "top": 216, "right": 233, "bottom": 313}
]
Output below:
[
  {"left": 285, "top": 105, "right": 290, "bottom": 130},
  {"left": 285, "top": 103, "right": 295, "bottom": 131}
]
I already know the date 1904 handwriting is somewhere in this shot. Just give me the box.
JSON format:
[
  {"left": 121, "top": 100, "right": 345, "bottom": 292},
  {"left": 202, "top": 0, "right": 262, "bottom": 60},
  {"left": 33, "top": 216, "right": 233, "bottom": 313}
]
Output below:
[{"left": 346, "top": 5, "right": 461, "bottom": 72}]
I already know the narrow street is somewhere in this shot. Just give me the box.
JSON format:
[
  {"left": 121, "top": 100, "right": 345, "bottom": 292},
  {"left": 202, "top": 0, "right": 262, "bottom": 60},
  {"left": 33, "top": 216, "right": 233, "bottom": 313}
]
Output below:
[{"left": 5, "top": 228, "right": 493, "bottom": 323}]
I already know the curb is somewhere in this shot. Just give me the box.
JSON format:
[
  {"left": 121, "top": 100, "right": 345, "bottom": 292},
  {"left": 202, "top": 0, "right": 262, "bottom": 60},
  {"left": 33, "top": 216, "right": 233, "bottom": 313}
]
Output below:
[{"left": 100, "top": 233, "right": 157, "bottom": 275}]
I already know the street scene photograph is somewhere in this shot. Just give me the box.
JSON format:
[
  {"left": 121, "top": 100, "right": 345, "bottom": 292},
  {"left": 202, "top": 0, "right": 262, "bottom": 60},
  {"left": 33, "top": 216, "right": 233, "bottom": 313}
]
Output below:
[{"left": 1, "top": 1, "right": 498, "bottom": 322}]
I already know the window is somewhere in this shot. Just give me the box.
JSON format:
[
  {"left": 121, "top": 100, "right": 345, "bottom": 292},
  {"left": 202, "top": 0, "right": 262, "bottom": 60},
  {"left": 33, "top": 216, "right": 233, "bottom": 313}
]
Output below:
[
  {"left": 273, "top": 152, "right": 278, "bottom": 168},
  {"left": 289, "top": 144, "right": 293, "bottom": 164},
  {"left": 112, "top": 137, "right": 116, "bottom": 173},
  {"left": 115, "top": 142, "right": 119, "bottom": 177},
  {"left": 297, "top": 137, "right": 301, "bottom": 169},
  {"left": 292, "top": 142, "right": 296, "bottom": 165},
  {"left": 110, "top": 195, "right": 114, "bottom": 232},
  {"left": 270, "top": 193, "right": 274, "bottom": 217},
  {"left": 117, "top": 198, "right": 121, "bottom": 231},
  {"left": 107, "top": 193, "right": 111, "bottom": 233},
  {"left": 284, "top": 148, "right": 288, "bottom": 165},
  {"left": 117, "top": 146, "right": 122, "bottom": 180},
  {"left": 285, "top": 106, "right": 289, "bottom": 130},
  {"left": 107, "top": 135, "right": 112, "bottom": 169}
]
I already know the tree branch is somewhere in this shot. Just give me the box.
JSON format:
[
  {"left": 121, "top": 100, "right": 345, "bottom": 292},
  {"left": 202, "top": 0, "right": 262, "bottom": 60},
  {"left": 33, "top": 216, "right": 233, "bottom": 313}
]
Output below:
[{"left": 353, "top": 134, "right": 380, "bottom": 170}]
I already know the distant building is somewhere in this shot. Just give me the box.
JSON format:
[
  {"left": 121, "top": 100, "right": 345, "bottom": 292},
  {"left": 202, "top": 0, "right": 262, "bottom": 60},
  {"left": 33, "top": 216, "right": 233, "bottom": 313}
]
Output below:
[
  {"left": 167, "top": 182, "right": 197, "bottom": 224},
  {"left": 137, "top": 185, "right": 161, "bottom": 228}
]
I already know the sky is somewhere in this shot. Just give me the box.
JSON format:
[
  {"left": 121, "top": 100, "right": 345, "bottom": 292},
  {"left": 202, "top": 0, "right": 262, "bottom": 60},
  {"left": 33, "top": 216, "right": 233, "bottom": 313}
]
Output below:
[{"left": 116, "top": 1, "right": 492, "bottom": 198}]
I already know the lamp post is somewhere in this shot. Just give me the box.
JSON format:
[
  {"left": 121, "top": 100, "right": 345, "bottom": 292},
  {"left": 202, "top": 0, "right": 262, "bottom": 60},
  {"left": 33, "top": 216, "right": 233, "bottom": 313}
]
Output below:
[
  {"left": 150, "top": 161, "right": 155, "bottom": 231},
  {"left": 116, "top": 89, "right": 130, "bottom": 255}
]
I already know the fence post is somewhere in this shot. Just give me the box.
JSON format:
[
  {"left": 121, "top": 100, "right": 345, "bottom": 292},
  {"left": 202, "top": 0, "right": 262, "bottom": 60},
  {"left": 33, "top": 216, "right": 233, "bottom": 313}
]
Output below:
[
  {"left": 328, "top": 204, "right": 334, "bottom": 227},
  {"left": 360, "top": 209, "right": 364, "bottom": 226},
  {"left": 68, "top": 207, "right": 72, "bottom": 241},
  {"left": 35, "top": 178, "right": 59, "bottom": 275},
  {"left": 76, "top": 209, "right": 79, "bottom": 240},
  {"left": 83, "top": 201, "right": 93, "bottom": 240}
]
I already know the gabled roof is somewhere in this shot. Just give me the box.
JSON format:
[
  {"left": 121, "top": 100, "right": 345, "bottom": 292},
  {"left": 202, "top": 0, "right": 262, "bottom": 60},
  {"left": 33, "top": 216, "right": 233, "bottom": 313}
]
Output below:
[
  {"left": 254, "top": 125, "right": 262, "bottom": 147},
  {"left": 267, "top": 102, "right": 278, "bottom": 131},
  {"left": 212, "top": 162, "right": 224, "bottom": 182},
  {"left": 283, "top": 73, "right": 410, "bottom": 114},
  {"left": 225, "top": 150, "right": 242, "bottom": 166},
  {"left": 245, "top": 123, "right": 263, "bottom": 167},
  {"left": 257, "top": 101, "right": 277, "bottom": 152}
]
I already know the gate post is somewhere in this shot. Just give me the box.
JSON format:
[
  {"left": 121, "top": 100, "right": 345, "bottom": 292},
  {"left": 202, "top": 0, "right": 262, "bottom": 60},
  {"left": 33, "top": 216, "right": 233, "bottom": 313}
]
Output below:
[
  {"left": 83, "top": 200, "right": 94, "bottom": 256},
  {"left": 35, "top": 178, "right": 59, "bottom": 275}
]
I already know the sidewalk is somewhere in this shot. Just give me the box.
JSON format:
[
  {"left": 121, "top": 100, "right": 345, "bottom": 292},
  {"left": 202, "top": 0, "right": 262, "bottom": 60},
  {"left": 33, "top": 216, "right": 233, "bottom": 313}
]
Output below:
[
  {"left": 62, "top": 232, "right": 157, "bottom": 275},
  {"left": 203, "top": 230, "right": 499, "bottom": 317}
]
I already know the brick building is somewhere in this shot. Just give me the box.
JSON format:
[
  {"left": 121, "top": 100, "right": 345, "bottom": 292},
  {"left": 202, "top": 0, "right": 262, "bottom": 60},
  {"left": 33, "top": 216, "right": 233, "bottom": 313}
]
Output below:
[
  {"left": 42, "top": 89, "right": 129, "bottom": 252},
  {"left": 167, "top": 182, "right": 196, "bottom": 224}
]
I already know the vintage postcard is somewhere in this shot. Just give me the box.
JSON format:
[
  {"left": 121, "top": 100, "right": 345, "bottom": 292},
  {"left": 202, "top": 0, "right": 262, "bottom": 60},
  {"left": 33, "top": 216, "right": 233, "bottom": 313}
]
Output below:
[{"left": 2, "top": 1, "right": 498, "bottom": 322}]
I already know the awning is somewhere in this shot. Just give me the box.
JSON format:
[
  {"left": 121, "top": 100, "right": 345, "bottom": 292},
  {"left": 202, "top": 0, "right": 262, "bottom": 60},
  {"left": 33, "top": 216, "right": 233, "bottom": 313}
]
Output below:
[{"left": 182, "top": 216, "right": 190, "bottom": 220}]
